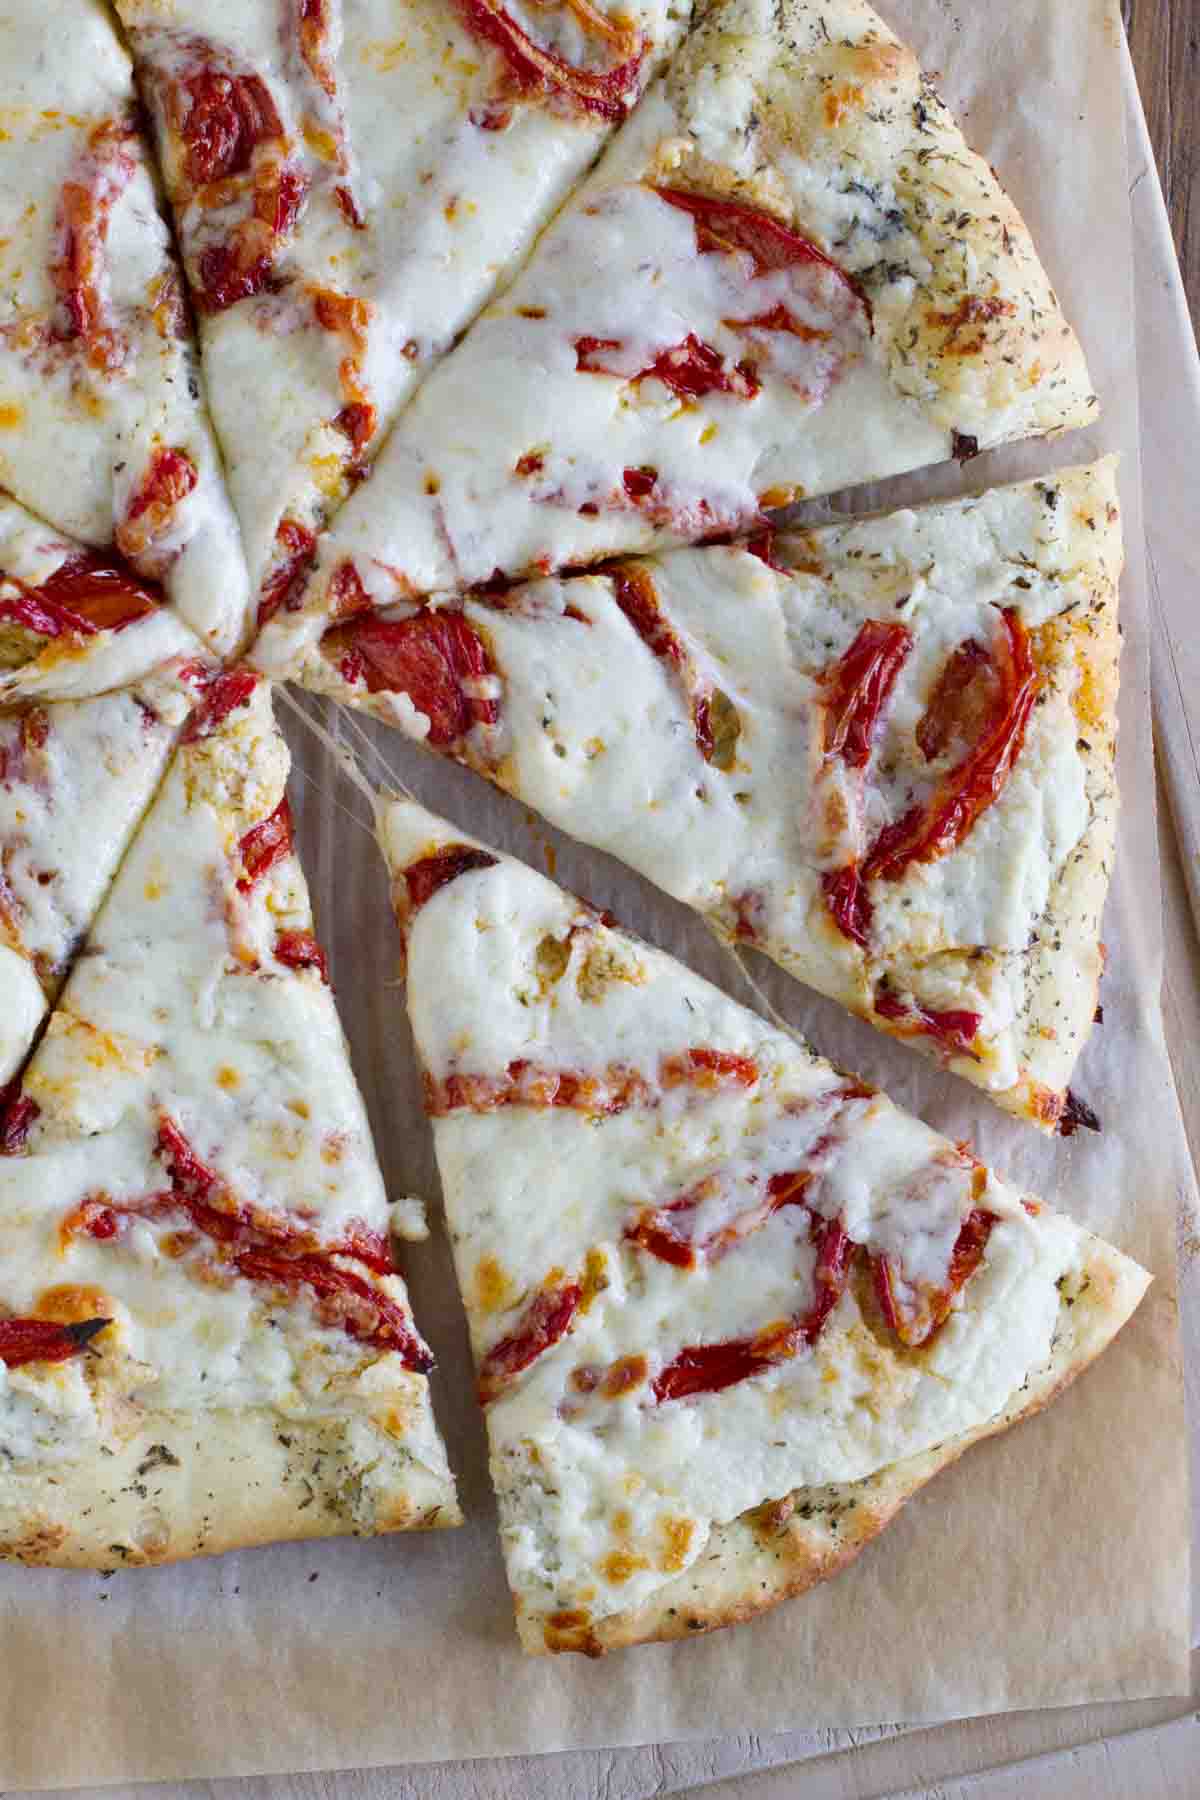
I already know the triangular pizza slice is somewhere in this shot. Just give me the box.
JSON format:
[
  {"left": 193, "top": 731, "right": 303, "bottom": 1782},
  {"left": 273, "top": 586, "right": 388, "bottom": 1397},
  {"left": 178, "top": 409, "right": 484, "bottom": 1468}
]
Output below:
[
  {"left": 0, "top": 671, "right": 458, "bottom": 1563},
  {"left": 285, "top": 460, "right": 1121, "bottom": 1129},
  {"left": 115, "top": 0, "right": 693, "bottom": 620},
  {"left": 0, "top": 0, "right": 250, "bottom": 657},
  {"left": 258, "top": 0, "right": 1094, "bottom": 671},
  {"left": 379, "top": 800, "right": 1147, "bottom": 1654}
]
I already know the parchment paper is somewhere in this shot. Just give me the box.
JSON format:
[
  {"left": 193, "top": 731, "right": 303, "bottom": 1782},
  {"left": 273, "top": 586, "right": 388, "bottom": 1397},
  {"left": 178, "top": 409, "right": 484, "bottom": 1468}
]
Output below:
[{"left": 0, "top": 0, "right": 1189, "bottom": 1787}]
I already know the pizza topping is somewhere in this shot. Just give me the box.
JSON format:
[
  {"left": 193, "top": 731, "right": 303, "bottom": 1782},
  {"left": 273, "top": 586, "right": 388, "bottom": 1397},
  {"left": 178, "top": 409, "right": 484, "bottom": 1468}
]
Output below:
[
  {"left": 457, "top": 0, "right": 645, "bottom": 123},
  {"left": 0, "top": 1091, "right": 40, "bottom": 1154},
  {"left": 181, "top": 668, "right": 259, "bottom": 742},
  {"left": 49, "top": 119, "right": 137, "bottom": 373},
  {"left": 821, "top": 621, "right": 913, "bottom": 769},
  {"left": 611, "top": 565, "right": 741, "bottom": 770},
  {"left": 823, "top": 609, "right": 1039, "bottom": 947},
  {"left": 0, "top": 1315, "right": 110, "bottom": 1369},
  {"left": 237, "top": 797, "right": 294, "bottom": 893},
  {"left": 159, "top": 47, "right": 308, "bottom": 312},
  {"left": 651, "top": 1214, "right": 852, "bottom": 1403},
  {"left": 403, "top": 846, "right": 500, "bottom": 914},
  {"left": 325, "top": 609, "right": 499, "bottom": 745},
  {"left": 312, "top": 288, "right": 376, "bottom": 462},
  {"left": 116, "top": 448, "right": 199, "bottom": 564},
  {"left": 62, "top": 1116, "right": 431, "bottom": 1368},
  {"left": 274, "top": 928, "right": 330, "bottom": 982},
  {"left": 653, "top": 188, "right": 869, "bottom": 317},
  {"left": 478, "top": 1276, "right": 582, "bottom": 1404},
  {"left": 257, "top": 519, "right": 318, "bottom": 627},
  {"left": 744, "top": 527, "right": 788, "bottom": 572},
  {"left": 425, "top": 1047, "right": 759, "bottom": 1117},
  {"left": 0, "top": 551, "right": 162, "bottom": 642},
  {"left": 575, "top": 332, "right": 760, "bottom": 403},
  {"left": 872, "top": 1206, "right": 996, "bottom": 1347},
  {"left": 873, "top": 985, "right": 982, "bottom": 1058}
]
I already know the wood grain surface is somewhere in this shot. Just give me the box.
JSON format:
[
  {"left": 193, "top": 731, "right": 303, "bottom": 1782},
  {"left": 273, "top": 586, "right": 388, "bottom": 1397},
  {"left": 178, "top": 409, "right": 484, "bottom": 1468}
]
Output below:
[{"left": 1124, "top": 0, "right": 1200, "bottom": 325}]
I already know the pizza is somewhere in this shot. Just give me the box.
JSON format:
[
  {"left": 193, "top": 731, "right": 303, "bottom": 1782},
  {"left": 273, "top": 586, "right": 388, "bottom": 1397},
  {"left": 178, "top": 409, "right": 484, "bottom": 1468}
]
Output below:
[
  {"left": 275, "top": 460, "right": 1121, "bottom": 1128},
  {"left": 0, "top": 656, "right": 203, "bottom": 1091},
  {"left": 116, "top": 0, "right": 693, "bottom": 619},
  {"left": 0, "top": 0, "right": 251, "bottom": 658},
  {"left": 379, "top": 798, "right": 1148, "bottom": 1654},
  {"left": 0, "top": 670, "right": 458, "bottom": 1564},
  {"left": 256, "top": 0, "right": 1094, "bottom": 674}
]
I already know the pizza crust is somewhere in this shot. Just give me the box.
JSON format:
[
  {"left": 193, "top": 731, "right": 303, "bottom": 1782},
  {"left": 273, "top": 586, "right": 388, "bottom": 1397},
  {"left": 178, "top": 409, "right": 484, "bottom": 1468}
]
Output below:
[
  {"left": 0, "top": 1402, "right": 461, "bottom": 1569},
  {"left": 520, "top": 1226, "right": 1147, "bottom": 1653}
]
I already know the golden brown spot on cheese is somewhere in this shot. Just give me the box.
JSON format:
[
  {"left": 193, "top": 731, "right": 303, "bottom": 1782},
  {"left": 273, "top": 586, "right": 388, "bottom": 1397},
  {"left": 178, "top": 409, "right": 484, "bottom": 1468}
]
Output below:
[
  {"left": 288, "top": 1098, "right": 311, "bottom": 1119},
  {"left": 543, "top": 1608, "right": 597, "bottom": 1654},
  {"left": 36, "top": 1282, "right": 112, "bottom": 1325},
  {"left": 600, "top": 1549, "right": 649, "bottom": 1586},
  {"left": 0, "top": 402, "right": 24, "bottom": 429},
  {"left": 580, "top": 1247, "right": 609, "bottom": 1311},
  {"left": 824, "top": 83, "right": 865, "bottom": 126},
  {"left": 658, "top": 1515, "right": 695, "bottom": 1572},
  {"left": 611, "top": 1508, "right": 632, "bottom": 1536},
  {"left": 759, "top": 484, "right": 799, "bottom": 510},
  {"left": 473, "top": 1253, "right": 513, "bottom": 1316},
  {"left": 601, "top": 1353, "right": 648, "bottom": 1399},
  {"left": 534, "top": 932, "right": 570, "bottom": 990},
  {"left": 216, "top": 1065, "right": 240, "bottom": 1091},
  {"left": 423, "top": 472, "right": 441, "bottom": 496}
]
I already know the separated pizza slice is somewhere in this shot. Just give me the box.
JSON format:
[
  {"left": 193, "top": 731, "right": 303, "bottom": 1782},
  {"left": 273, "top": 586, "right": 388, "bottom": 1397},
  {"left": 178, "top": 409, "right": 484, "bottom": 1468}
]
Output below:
[
  {"left": 0, "top": 670, "right": 458, "bottom": 1564},
  {"left": 115, "top": 0, "right": 695, "bottom": 622},
  {"left": 379, "top": 800, "right": 1148, "bottom": 1654},
  {"left": 0, "top": 652, "right": 206, "bottom": 1093},
  {"left": 258, "top": 0, "right": 1095, "bottom": 672},
  {"left": 285, "top": 460, "right": 1121, "bottom": 1129},
  {"left": 0, "top": 1, "right": 251, "bottom": 658}
]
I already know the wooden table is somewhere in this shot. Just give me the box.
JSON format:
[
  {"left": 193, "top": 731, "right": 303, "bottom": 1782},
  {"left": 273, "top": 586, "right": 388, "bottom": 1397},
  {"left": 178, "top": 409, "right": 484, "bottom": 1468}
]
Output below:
[{"left": 1124, "top": 0, "right": 1199, "bottom": 326}]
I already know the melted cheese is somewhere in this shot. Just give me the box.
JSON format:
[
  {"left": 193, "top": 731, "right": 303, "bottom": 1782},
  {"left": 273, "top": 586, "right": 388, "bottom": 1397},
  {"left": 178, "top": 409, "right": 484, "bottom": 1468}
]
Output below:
[
  {"left": 0, "top": 664, "right": 198, "bottom": 1082},
  {"left": 0, "top": 680, "right": 451, "bottom": 1505},
  {"left": 118, "top": 0, "right": 691, "bottom": 598},
  {"left": 382, "top": 799, "right": 1094, "bottom": 1630},
  {"left": 0, "top": 1, "right": 252, "bottom": 655}
]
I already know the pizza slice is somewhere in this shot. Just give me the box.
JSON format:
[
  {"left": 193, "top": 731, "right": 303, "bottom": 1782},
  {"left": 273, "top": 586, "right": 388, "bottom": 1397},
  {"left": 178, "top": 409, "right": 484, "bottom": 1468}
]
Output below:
[
  {"left": 0, "top": 0, "right": 251, "bottom": 658},
  {"left": 0, "top": 655, "right": 204, "bottom": 1093},
  {"left": 115, "top": 0, "right": 693, "bottom": 621},
  {"left": 0, "top": 670, "right": 458, "bottom": 1563},
  {"left": 379, "top": 799, "right": 1148, "bottom": 1654},
  {"left": 282, "top": 460, "right": 1121, "bottom": 1129},
  {"left": 258, "top": 0, "right": 1095, "bottom": 672}
]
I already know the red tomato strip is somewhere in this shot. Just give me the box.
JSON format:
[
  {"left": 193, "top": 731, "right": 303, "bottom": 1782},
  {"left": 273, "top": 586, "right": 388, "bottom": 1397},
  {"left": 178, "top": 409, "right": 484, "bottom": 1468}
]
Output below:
[
  {"left": 915, "top": 638, "right": 992, "bottom": 762},
  {"left": 257, "top": 519, "right": 317, "bottom": 627},
  {"left": 821, "top": 865, "right": 871, "bottom": 949},
  {"left": 0, "top": 1092, "right": 40, "bottom": 1154},
  {"left": 575, "top": 332, "right": 760, "bottom": 402},
  {"left": 62, "top": 1116, "right": 429, "bottom": 1367},
  {"left": 457, "top": 0, "right": 644, "bottom": 122},
  {"left": 873, "top": 986, "right": 982, "bottom": 1058},
  {"left": 330, "top": 610, "right": 499, "bottom": 745},
  {"left": 237, "top": 797, "right": 294, "bottom": 892},
  {"left": 1, "top": 552, "right": 162, "bottom": 641},
  {"left": 425, "top": 1048, "right": 758, "bottom": 1118},
  {"left": 177, "top": 68, "right": 282, "bottom": 185},
  {"left": 116, "top": 448, "right": 199, "bottom": 562},
  {"left": 660, "top": 1048, "right": 758, "bottom": 1088},
  {"left": 181, "top": 667, "right": 259, "bottom": 742},
  {"left": 403, "top": 845, "right": 499, "bottom": 913},
  {"left": 50, "top": 120, "right": 136, "bottom": 372},
  {"left": 610, "top": 564, "right": 735, "bottom": 767},
  {"left": 0, "top": 1316, "right": 110, "bottom": 1369},
  {"left": 872, "top": 1207, "right": 996, "bottom": 1347},
  {"left": 653, "top": 187, "right": 869, "bottom": 311},
  {"left": 477, "top": 1279, "right": 582, "bottom": 1405},
  {"left": 822, "top": 621, "right": 914, "bottom": 769},
  {"left": 274, "top": 928, "right": 329, "bottom": 981}
]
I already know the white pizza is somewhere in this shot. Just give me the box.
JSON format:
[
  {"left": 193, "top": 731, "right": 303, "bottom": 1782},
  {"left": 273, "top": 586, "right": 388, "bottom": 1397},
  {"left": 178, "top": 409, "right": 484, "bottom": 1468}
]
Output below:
[
  {"left": 380, "top": 799, "right": 1148, "bottom": 1653},
  {"left": 116, "top": 0, "right": 694, "bottom": 619},
  {"left": 257, "top": 0, "right": 1094, "bottom": 673},
  {"left": 0, "top": 670, "right": 458, "bottom": 1563},
  {"left": 0, "top": 0, "right": 251, "bottom": 657}
]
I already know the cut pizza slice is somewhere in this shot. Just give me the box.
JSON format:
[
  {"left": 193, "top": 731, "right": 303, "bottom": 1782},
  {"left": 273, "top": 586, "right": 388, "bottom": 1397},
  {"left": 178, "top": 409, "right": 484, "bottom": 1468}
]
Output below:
[
  {"left": 0, "top": 652, "right": 205, "bottom": 1092},
  {"left": 115, "top": 0, "right": 693, "bottom": 622},
  {"left": 258, "top": 0, "right": 1095, "bottom": 671},
  {"left": 0, "top": 670, "right": 458, "bottom": 1564},
  {"left": 379, "top": 800, "right": 1148, "bottom": 1654},
  {"left": 285, "top": 460, "right": 1121, "bottom": 1129},
  {"left": 0, "top": 0, "right": 251, "bottom": 658}
]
